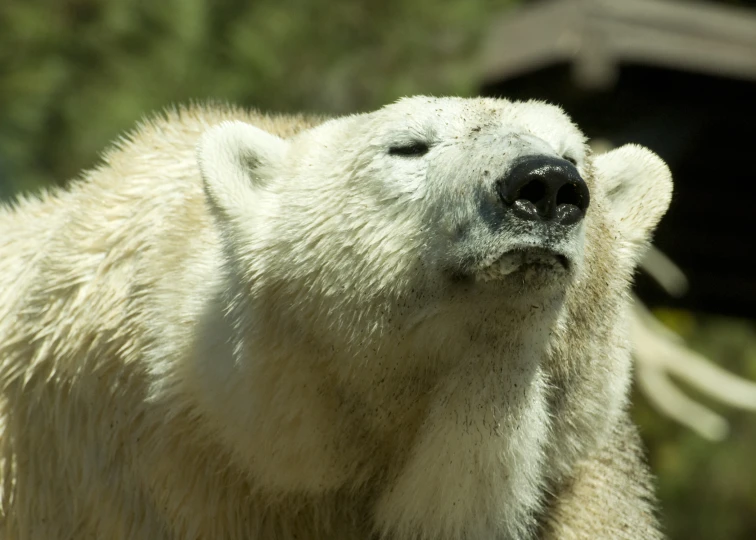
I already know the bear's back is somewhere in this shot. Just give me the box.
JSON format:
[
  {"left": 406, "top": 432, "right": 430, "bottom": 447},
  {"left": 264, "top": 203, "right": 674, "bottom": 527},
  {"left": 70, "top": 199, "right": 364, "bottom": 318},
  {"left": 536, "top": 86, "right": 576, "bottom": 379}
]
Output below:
[
  {"left": 0, "top": 105, "right": 325, "bottom": 419},
  {"left": 0, "top": 106, "right": 333, "bottom": 538},
  {"left": 0, "top": 105, "right": 324, "bottom": 356}
]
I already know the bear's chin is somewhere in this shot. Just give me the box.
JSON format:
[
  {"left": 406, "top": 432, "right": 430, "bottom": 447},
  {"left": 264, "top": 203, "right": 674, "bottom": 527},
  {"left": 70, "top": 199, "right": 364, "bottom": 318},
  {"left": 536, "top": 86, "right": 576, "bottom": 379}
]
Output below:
[
  {"left": 442, "top": 255, "right": 574, "bottom": 314},
  {"left": 462, "top": 247, "right": 573, "bottom": 295},
  {"left": 476, "top": 248, "right": 571, "bottom": 281}
]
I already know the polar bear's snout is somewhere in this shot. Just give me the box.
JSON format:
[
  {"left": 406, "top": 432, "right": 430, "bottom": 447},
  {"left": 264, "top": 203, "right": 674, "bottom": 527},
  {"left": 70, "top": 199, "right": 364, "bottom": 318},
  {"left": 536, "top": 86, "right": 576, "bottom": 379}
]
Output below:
[
  {"left": 497, "top": 155, "right": 589, "bottom": 226},
  {"left": 457, "top": 153, "right": 591, "bottom": 286}
]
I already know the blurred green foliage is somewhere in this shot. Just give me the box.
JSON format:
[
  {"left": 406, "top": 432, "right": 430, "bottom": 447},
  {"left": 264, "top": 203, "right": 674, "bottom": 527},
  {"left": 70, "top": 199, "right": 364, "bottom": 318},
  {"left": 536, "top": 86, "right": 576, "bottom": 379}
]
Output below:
[
  {"left": 0, "top": 0, "right": 511, "bottom": 194},
  {"left": 1, "top": 1, "right": 755, "bottom": 538},
  {"left": 633, "top": 311, "right": 756, "bottom": 539}
]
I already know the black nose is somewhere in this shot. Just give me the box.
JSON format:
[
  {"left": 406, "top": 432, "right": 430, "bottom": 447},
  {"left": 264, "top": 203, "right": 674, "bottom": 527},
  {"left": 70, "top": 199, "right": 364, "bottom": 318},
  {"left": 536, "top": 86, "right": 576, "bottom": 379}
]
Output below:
[{"left": 497, "top": 155, "right": 590, "bottom": 225}]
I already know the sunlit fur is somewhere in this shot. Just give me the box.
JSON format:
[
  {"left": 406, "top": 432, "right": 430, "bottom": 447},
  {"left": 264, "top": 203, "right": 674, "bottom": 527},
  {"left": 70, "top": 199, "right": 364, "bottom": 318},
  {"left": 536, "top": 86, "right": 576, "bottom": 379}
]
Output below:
[{"left": 0, "top": 97, "right": 671, "bottom": 539}]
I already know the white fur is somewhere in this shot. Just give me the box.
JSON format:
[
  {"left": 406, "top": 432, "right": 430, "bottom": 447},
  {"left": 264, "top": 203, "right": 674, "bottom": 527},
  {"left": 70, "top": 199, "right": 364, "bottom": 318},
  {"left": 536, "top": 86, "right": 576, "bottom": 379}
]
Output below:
[
  {"left": 596, "top": 144, "right": 672, "bottom": 256},
  {"left": 0, "top": 98, "right": 672, "bottom": 539}
]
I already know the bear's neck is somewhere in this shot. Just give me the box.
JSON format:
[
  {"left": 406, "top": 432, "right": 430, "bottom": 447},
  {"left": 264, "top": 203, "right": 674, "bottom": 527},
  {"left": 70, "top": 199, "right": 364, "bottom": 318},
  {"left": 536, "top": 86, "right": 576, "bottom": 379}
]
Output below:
[
  {"left": 187, "top": 285, "right": 559, "bottom": 539},
  {"left": 372, "top": 358, "right": 549, "bottom": 540},
  {"left": 355, "top": 325, "right": 552, "bottom": 539}
]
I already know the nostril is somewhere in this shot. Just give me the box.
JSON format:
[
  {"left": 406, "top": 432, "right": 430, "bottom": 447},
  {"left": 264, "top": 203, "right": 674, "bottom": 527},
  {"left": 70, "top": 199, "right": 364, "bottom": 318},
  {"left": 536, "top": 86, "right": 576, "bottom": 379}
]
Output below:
[
  {"left": 556, "top": 183, "right": 582, "bottom": 208},
  {"left": 517, "top": 179, "right": 547, "bottom": 205},
  {"left": 555, "top": 180, "right": 590, "bottom": 225}
]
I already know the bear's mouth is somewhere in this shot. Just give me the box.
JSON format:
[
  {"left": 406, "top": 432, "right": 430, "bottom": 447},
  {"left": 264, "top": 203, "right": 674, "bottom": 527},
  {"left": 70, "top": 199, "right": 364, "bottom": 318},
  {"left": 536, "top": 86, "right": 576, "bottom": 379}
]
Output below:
[{"left": 474, "top": 247, "right": 570, "bottom": 283}]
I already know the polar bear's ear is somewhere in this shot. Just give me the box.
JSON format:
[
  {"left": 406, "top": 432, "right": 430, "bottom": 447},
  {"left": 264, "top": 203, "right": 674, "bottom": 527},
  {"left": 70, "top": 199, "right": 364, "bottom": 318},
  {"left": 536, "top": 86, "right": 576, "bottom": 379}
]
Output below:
[
  {"left": 198, "top": 121, "right": 288, "bottom": 222},
  {"left": 593, "top": 144, "right": 672, "bottom": 254}
]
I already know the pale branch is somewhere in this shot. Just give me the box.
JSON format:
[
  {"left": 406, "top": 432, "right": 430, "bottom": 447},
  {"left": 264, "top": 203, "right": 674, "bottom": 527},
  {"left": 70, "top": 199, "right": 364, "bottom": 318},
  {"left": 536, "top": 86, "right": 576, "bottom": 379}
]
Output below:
[{"left": 632, "top": 251, "right": 756, "bottom": 440}]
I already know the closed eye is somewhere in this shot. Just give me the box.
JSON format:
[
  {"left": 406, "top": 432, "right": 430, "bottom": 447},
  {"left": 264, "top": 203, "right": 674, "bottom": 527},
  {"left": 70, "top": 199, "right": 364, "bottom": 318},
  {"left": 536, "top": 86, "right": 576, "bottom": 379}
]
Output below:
[{"left": 389, "top": 142, "right": 430, "bottom": 157}]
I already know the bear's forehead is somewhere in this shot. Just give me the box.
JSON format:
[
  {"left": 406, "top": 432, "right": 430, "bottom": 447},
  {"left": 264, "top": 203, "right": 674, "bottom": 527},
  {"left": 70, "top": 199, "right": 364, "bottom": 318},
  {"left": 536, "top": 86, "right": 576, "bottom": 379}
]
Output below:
[{"left": 375, "top": 96, "right": 578, "bottom": 142}]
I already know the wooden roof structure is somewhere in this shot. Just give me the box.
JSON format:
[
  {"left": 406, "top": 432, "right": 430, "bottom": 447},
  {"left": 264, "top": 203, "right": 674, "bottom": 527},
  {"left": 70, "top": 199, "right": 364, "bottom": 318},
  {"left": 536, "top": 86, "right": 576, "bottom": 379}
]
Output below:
[
  {"left": 481, "top": 0, "right": 756, "bottom": 90},
  {"left": 479, "top": 0, "right": 756, "bottom": 318}
]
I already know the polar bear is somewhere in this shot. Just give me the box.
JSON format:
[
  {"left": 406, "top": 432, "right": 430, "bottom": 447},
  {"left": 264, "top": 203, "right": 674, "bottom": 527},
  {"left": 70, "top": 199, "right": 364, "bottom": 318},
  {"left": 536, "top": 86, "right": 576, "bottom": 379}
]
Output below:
[{"left": 0, "top": 97, "right": 671, "bottom": 539}]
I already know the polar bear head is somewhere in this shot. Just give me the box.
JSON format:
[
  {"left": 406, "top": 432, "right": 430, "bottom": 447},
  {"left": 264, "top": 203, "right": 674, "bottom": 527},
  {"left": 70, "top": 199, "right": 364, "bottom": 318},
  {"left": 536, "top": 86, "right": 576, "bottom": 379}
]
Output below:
[
  {"left": 193, "top": 97, "right": 671, "bottom": 508},
  {"left": 198, "top": 97, "right": 670, "bottom": 360}
]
